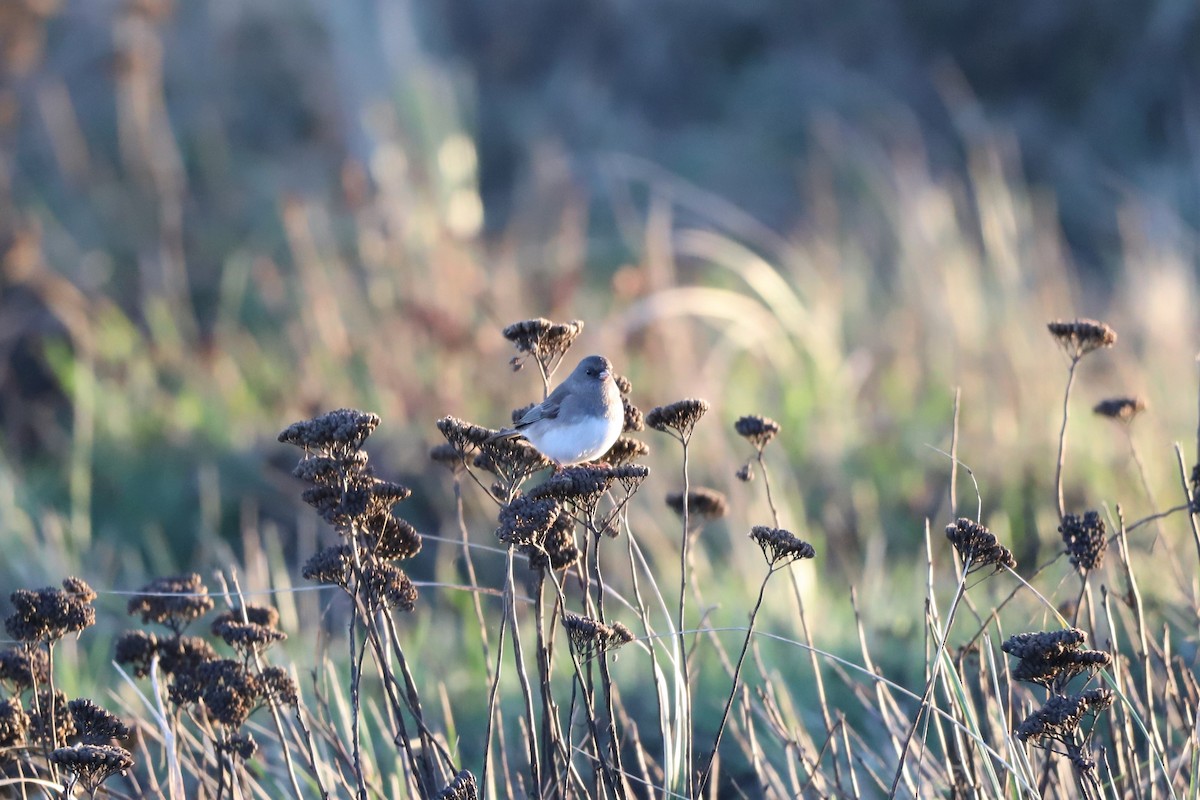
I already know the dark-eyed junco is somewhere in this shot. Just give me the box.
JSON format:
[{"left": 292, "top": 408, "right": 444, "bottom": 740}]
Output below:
[{"left": 490, "top": 354, "right": 624, "bottom": 466}]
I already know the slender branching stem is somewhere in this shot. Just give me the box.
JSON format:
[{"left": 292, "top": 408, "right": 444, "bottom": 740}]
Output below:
[{"left": 1055, "top": 357, "right": 1080, "bottom": 520}]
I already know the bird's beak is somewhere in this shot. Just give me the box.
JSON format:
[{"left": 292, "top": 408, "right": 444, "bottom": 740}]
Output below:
[{"left": 599, "top": 369, "right": 610, "bottom": 380}]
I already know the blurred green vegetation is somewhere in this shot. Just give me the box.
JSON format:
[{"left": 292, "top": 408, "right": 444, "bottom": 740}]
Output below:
[{"left": 1, "top": 1, "right": 1199, "bottom": 784}]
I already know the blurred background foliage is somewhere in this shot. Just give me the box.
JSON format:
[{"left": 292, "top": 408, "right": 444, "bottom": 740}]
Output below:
[{"left": 1, "top": 0, "right": 1199, "bottom": 667}]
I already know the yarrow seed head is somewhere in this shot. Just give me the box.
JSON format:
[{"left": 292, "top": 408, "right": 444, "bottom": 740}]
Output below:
[
  {"left": 0, "top": 645, "right": 49, "bottom": 689},
  {"left": 562, "top": 611, "right": 637, "bottom": 658},
  {"left": 126, "top": 574, "right": 213, "bottom": 633},
  {"left": 50, "top": 744, "right": 134, "bottom": 795},
  {"left": 496, "top": 495, "right": 562, "bottom": 547},
  {"left": 1003, "top": 628, "right": 1111, "bottom": 692},
  {"left": 1059, "top": 510, "right": 1107, "bottom": 571},
  {"left": 68, "top": 698, "right": 130, "bottom": 744},
  {"left": 435, "top": 769, "right": 479, "bottom": 800},
  {"left": 361, "top": 562, "right": 418, "bottom": 612},
  {"left": 278, "top": 408, "right": 380, "bottom": 454},
  {"left": 1015, "top": 688, "right": 1113, "bottom": 743},
  {"left": 646, "top": 399, "right": 709, "bottom": 441},
  {"left": 945, "top": 518, "right": 1016, "bottom": 574},
  {"left": 502, "top": 318, "right": 584, "bottom": 367},
  {"left": 734, "top": 415, "right": 781, "bottom": 450},
  {"left": 602, "top": 436, "right": 650, "bottom": 467},
  {"left": 5, "top": 578, "right": 97, "bottom": 644},
  {"left": 1047, "top": 318, "right": 1117, "bottom": 360},
  {"left": 1092, "top": 396, "right": 1146, "bottom": 422},
  {"left": 622, "top": 399, "right": 645, "bottom": 433},
  {"left": 0, "top": 697, "right": 28, "bottom": 748},
  {"left": 666, "top": 488, "right": 728, "bottom": 522},
  {"left": 749, "top": 526, "right": 816, "bottom": 567},
  {"left": 528, "top": 514, "right": 580, "bottom": 572}
]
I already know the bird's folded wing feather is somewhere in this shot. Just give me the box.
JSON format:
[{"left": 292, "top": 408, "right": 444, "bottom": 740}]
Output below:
[{"left": 515, "top": 395, "right": 561, "bottom": 428}]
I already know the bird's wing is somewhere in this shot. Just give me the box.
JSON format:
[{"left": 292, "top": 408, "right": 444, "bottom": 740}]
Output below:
[{"left": 514, "top": 385, "right": 570, "bottom": 428}]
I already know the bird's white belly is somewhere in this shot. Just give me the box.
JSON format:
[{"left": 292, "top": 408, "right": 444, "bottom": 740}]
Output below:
[{"left": 527, "top": 414, "right": 622, "bottom": 465}]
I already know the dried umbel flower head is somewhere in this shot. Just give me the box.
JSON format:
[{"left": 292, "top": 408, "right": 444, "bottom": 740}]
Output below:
[
  {"left": 278, "top": 408, "right": 380, "bottom": 454},
  {"left": 113, "top": 631, "right": 159, "bottom": 679},
  {"left": 496, "top": 495, "right": 562, "bottom": 547},
  {"left": 302, "top": 544, "right": 354, "bottom": 588},
  {"left": 0, "top": 645, "right": 49, "bottom": 690},
  {"left": 1015, "top": 687, "right": 1113, "bottom": 744},
  {"left": 197, "top": 659, "right": 260, "bottom": 728},
  {"left": 28, "top": 689, "right": 74, "bottom": 745},
  {"left": 944, "top": 518, "right": 1016, "bottom": 574},
  {"left": 5, "top": 578, "right": 97, "bottom": 643},
  {"left": 258, "top": 665, "right": 299, "bottom": 707},
  {"left": 528, "top": 514, "right": 580, "bottom": 572},
  {"left": 69, "top": 698, "right": 130, "bottom": 744},
  {"left": 622, "top": 398, "right": 645, "bottom": 433},
  {"left": 503, "top": 318, "right": 584, "bottom": 373},
  {"left": 750, "top": 526, "right": 816, "bottom": 567},
  {"left": 436, "top": 416, "right": 495, "bottom": 455},
  {"left": 212, "top": 618, "right": 287, "bottom": 655},
  {"left": 666, "top": 488, "right": 728, "bottom": 522},
  {"left": 646, "top": 398, "right": 710, "bottom": 442},
  {"left": 436, "top": 769, "right": 479, "bottom": 800},
  {"left": 562, "top": 611, "right": 637, "bottom": 659},
  {"left": 220, "top": 732, "right": 258, "bottom": 760},
  {"left": 734, "top": 415, "right": 781, "bottom": 451},
  {"left": 603, "top": 436, "right": 650, "bottom": 467},
  {"left": 1092, "top": 396, "right": 1146, "bottom": 422},
  {"left": 430, "top": 442, "right": 468, "bottom": 474},
  {"left": 360, "top": 562, "right": 418, "bottom": 612},
  {"left": 1047, "top": 318, "right": 1117, "bottom": 361},
  {"left": 50, "top": 744, "right": 134, "bottom": 796},
  {"left": 1059, "top": 510, "right": 1107, "bottom": 571},
  {"left": 127, "top": 574, "right": 214, "bottom": 634},
  {"left": 1003, "top": 628, "right": 1111, "bottom": 692},
  {"left": 0, "top": 697, "right": 28, "bottom": 748}
]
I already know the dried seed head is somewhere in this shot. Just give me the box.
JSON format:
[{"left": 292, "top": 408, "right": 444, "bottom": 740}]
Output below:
[
  {"left": 6, "top": 579, "right": 97, "bottom": 643},
  {"left": 496, "top": 495, "right": 561, "bottom": 547},
  {"left": 197, "top": 659, "right": 259, "bottom": 728},
  {"left": 1003, "top": 628, "right": 1110, "bottom": 692},
  {"left": 602, "top": 436, "right": 650, "bottom": 467},
  {"left": 749, "top": 526, "right": 816, "bottom": 567},
  {"left": 666, "top": 488, "right": 728, "bottom": 522},
  {"left": 278, "top": 408, "right": 380, "bottom": 453},
  {"left": 436, "top": 416, "right": 496, "bottom": 454},
  {"left": 502, "top": 318, "right": 584, "bottom": 362},
  {"left": 614, "top": 374, "right": 633, "bottom": 396},
  {"left": 212, "top": 619, "right": 287, "bottom": 655},
  {"left": 302, "top": 544, "right": 354, "bottom": 587},
  {"left": 435, "top": 769, "right": 479, "bottom": 800},
  {"left": 28, "top": 689, "right": 73, "bottom": 745},
  {"left": 361, "top": 562, "right": 418, "bottom": 612},
  {"left": 474, "top": 437, "right": 552, "bottom": 483},
  {"left": 562, "top": 611, "right": 637, "bottom": 658},
  {"left": 734, "top": 415, "right": 781, "bottom": 450},
  {"left": 220, "top": 733, "right": 258, "bottom": 760},
  {"left": 430, "top": 442, "right": 468, "bottom": 473},
  {"left": 126, "top": 574, "right": 213, "bottom": 634},
  {"left": 113, "top": 631, "right": 159, "bottom": 679},
  {"left": 49, "top": 744, "right": 134, "bottom": 794},
  {"left": 1092, "top": 396, "right": 1146, "bottom": 422},
  {"left": 622, "top": 399, "right": 645, "bottom": 433},
  {"left": 646, "top": 399, "right": 710, "bottom": 441},
  {"left": 0, "top": 646, "right": 49, "bottom": 690},
  {"left": 1059, "top": 510, "right": 1107, "bottom": 572},
  {"left": 736, "top": 462, "right": 755, "bottom": 482},
  {"left": 1047, "top": 318, "right": 1117, "bottom": 360},
  {"left": 1015, "top": 688, "right": 1113, "bottom": 744},
  {"left": 529, "top": 465, "right": 617, "bottom": 507},
  {"left": 259, "top": 665, "right": 299, "bottom": 707},
  {"left": 944, "top": 518, "right": 1016, "bottom": 574},
  {"left": 68, "top": 698, "right": 130, "bottom": 744},
  {"left": 0, "top": 697, "right": 28, "bottom": 748},
  {"left": 156, "top": 635, "right": 218, "bottom": 680},
  {"left": 365, "top": 514, "right": 423, "bottom": 561},
  {"left": 528, "top": 514, "right": 580, "bottom": 572}
]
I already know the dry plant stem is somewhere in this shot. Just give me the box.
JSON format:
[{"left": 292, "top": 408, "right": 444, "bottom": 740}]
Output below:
[
  {"left": 502, "top": 547, "right": 543, "bottom": 794},
  {"left": 479, "top": 568, "right": 510, "bottom": 797},
  {"left": 1055, "top": 356, "right": 1080, "bottom": 520},
  {"left": 950, "top": 386, "right": 961, "bottom": 517},
  {"left": 532, "top": 572, "right": 560, "bottom": 796},
  {"left": 1174, "top": 444, "right": 1200, "bottom": 570},
  {"left": 696, "top": 569, "right": 774, "bottom": 796},
  {"left": 675, "top": 436, "right": 695, "bottom": 797},
  {"left": 589, "top": 531, "right": 629, "bottom": 800},
  {"left": 888, "top": 574, "right": 969, "bottom": 798}
]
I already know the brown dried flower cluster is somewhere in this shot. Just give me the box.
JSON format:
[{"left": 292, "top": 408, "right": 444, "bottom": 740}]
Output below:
[
  {"left": 211, "top": 605, "right": 287, "bottom": 657},
  {"left": 1015, "top": 688, "right": 1113, "bottom": 745},
  {"left": 561, "top": 611, "right": 636, "bottom": 659},
  {"left": 50, "top": 743, "right": 135, "bottom": 796},
  {"left": 68, "top": 698, "right": 130, "bottom": 743},
  {"left": 1059, "top": 510, "right": 1107, "bottom": 572},
  {"left": 1003, "top": 628, "right": 1111, "bottom": 692},
  {"left": 126, "top": 574, "right": 214, "bottom": 634},
  {"left": 944, "top": 518, "right": 1016, "bottom": 574},
  {"left": 0, "top": 698, "right": 28, "bottom": 748},
  {"left": 503, "top": 318, "right": 584, "bottom": 363},
  {"left": 495, "top": 495, "right": 562, "bottom": 547},
  {"left": 750, "top": 526, "right": 816, "bottom": 567},
  {"left": 734, "top": 415, "right": 781, "bottom": 451},
  {"left": 603, "top": 436, "right": 650, "bottom": 467},
  {"left": 1092, "top": 396, "right": 1146, "bottom": 422},
  {"left": 278, "top": 408, "right": 381, "bottom": 454},
  {"left": 527, "top": 514, "right": 580, "bottom": 572},
  {"left": 666, "top": 488, "right": 728, "bottom": 522},
  {"left": 435, "top": 769, "right": 479, "bottom": 800},
  {"left": 5, "top": 578, "right": 97, "bottom": 644},
  {"left": 1047, "top": 318, "right": 1117, "bottom": 360},
  {"left": 0, "top": 645, "right": 49, "bottom": 690},
  {"left": 646, "top": 398, "right": 709, "bottom": 441}
]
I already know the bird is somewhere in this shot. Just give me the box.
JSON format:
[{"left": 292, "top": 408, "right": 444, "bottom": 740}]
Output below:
[{"left": 489, "top": 354, "right": 624, "bottom": 467}]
